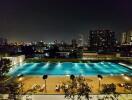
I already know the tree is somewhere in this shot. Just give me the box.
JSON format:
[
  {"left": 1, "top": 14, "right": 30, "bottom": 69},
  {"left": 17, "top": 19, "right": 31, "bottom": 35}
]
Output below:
[
  {"left": 0, "top": 59, "right": 22, "bottom": 100},
  {"left": 6, "top": 79, "right": 23, "bottom": 100},
  {"left": 49, "top": 45, "right": 59, "bottom": 58},
  {"left": 101, "top": 83, "right": 116, "bottom": 94},
  {"left": 62, "top": 76, "right": 92, "bottom": 100},
  {"left": 21, "top": 46, "right": 34, "bottom": 57},
  {"left": 101, "top": 83, "right": 120, "bottom": 100},
  {"left": 69, "top": 50, "right": 78, "bottom": 58},
  {"left": 0, "top": 59, "right": 11, "bottom": 79}
]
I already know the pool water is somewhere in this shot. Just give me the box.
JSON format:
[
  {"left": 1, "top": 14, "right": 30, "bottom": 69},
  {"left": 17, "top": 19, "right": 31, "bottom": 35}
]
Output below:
[{"left": 9, "top": 62, "right": 132, "bottom": 76}]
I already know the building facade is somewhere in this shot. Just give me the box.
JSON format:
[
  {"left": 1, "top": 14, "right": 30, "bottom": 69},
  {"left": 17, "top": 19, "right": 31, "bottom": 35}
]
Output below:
[
  {"left": 121, "top": 30, "right": 132, "bottom": 45},
  {"left": 0, "top": 37, "right": 7, "bottom": 45},
  {"left": 78, "top": 34, "right": 84, "bottom": 47},
  {"left": 71, "top": 39, "right": 77, "bottom": 48},
  {"left": 89, "top": 30, "right": 116, "bottom": 53}
]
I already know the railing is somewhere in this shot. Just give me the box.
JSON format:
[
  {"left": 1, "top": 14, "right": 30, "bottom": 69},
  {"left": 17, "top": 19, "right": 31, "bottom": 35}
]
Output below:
[{"left": 0, "top": 93, "right": 132, "bottom": 100}]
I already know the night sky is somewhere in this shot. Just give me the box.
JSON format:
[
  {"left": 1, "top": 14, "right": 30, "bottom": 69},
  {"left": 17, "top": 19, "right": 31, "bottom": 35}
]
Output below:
[{"left": 0, "top": 0, "right": 132, "bottom": 43}]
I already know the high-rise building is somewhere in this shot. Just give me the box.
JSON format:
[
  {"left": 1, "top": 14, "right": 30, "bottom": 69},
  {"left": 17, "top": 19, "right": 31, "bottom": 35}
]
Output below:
[
  {"left": 0, "top": 37, "right": 7, "bottom": 45},
  {"left": 121, "top": 30, "right": 132, "bottom": 45},
  {"left": 89, "top": 30, "right": 116, "bottom": 52},
  {"left": 121, "top": 32, "right": 127, "bottom": 44},
  {"left": 78, "top": 34, "right": 84, "bottom": 47},
  {"left": 71, "top": 39, "right": 77, "bottom": 48}
]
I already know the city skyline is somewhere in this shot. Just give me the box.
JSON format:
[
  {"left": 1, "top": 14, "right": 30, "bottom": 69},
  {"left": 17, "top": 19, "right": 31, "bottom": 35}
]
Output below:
[{"left": 0, "top": 0, "right": 132, "bottom": 42}]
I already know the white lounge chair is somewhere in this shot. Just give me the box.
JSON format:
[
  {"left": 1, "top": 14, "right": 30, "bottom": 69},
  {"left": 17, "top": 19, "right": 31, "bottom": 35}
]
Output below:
[
  {"left": 31, "top": 84, "right": 37, "bottom": 90},
  {"left": 39, "top": 84, "right": 45, "bottom": 92}
]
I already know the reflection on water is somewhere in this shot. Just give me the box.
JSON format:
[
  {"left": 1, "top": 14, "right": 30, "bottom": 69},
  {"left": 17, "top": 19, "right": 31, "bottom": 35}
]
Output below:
[{"left": 9, "top": 62, "right": 132, "bottom": 76}]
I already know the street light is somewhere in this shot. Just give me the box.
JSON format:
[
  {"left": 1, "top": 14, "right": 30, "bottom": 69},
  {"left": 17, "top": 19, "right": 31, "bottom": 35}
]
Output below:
[
  {"left": 43, "top": 75, "right": 48, "bottom": 92},
  {"left": 70, "top": 74, "right": 75, "bottom": 84},
  {"left": 97, "top": 75, "right": 103, "bottom": 92},
  {"left": 17, "top": 75, "right": 24, "bottom": 94},
  {"left": 70, "top": 74, "right": 75, "bottom": 80}
]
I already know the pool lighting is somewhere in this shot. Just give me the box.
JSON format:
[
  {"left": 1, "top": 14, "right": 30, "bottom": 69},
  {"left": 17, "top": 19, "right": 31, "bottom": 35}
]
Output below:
[
  {"left": 65, "top": 70, "right": 70, "bottom": 75},
  {"left": 46, "top": 62, "right": 50, "bottom": 65},
  {"left": 57, "top": 62, "right": 61, "bottom": 68},
  {"left": 18, "top": 77, "right": 23, "bottom": 81},
  {"left": 101, "top": 62, "right": 104, "bottom": 64},
  {"left": 10, "top": 67, "right": 13, "bottom": 71},
  {"left": 80, "top": 69, "right": 83, "bottom": 74},
  {"left": 22, "top": 63, "right": 38, "bottom": 74},
  {"left": 123, "top": 76, "right": 131, "bottom": 81},
  {"left": 74, "top": 63, "right": 79, "bottom": 68},
  {"left": 121, "top": 74, "right": 124, "bottom": 76},
  {"left": 84, "top": 63, "right": 88, "bottom": 67},
  {"left": 9, "top": 62, "right": 132, "bottom": 76},
  {"left": 110, "top": 73, "right": 114, "bottom": 76},
  {"left": 79, "top": 61, "right": 82, "bottom": 63},
  {"left": 44, "top": 62, "right": 50, "bottom": 68},
  {"left": 66, "top": 75, "right": 70, "bottom": 77}
]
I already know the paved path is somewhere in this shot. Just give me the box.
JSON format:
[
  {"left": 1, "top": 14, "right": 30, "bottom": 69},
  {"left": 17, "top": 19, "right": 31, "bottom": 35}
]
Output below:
[
  {"left": 21, "top": 94, "right": 132, "bottom": 100},
  {"left": 1, "top": 94, "right": 132, "bottom": 100}
]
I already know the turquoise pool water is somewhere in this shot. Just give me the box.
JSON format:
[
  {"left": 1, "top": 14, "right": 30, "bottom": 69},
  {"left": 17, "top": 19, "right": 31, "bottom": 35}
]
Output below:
[{"left": 9, "top": 62, "right": 132, "bottom": 76}]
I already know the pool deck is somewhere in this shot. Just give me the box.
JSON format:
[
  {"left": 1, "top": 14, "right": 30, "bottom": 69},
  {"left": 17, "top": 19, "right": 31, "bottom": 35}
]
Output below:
[{"left": 21, "top": 75, "right": 132, "bottom": 94}]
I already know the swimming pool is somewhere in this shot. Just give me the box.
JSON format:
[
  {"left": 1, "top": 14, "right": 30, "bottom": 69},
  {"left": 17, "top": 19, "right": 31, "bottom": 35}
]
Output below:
[{"left": 9, "top": 62, "right": 132, "bottom": 76}]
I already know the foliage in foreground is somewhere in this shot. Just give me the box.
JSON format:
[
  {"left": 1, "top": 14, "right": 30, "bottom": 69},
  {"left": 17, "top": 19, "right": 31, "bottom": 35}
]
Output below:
[
  {"left": 0, "top": 58, "right": 22, "bottom": 100},
  {"left": 62, "top": 76, "right": 92, "bottom": 100},
  {"left": 0, "top": 59, "right": 11, "bottom": 79}
]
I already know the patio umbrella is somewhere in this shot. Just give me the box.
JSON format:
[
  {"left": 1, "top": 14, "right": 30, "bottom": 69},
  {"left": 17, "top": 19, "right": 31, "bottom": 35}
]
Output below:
[
  {"left": 70, "top": 74, "right": 75, "bottom": 80},
  {"left": 42, "top": 75, "right": 48, "bottom": 92}
]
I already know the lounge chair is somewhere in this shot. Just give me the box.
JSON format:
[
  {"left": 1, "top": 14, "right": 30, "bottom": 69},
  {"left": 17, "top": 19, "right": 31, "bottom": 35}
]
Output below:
[
  {"left": 59, "top": 81, "right": 63, "bottom": 87},
  {"left": 118, "top": 83, "right": 125, "bottom": 87},
  {"left": 124, "top": 83, "right": 132, "bottom": 90},
  {"left": 55, "top": 85, "right": 60, "bottom": 92},
  {"left": 65, "top": 84, "right": 69, "bottom": 89},
  {"left": 31, "top": 84, "right": 37, "bottom": 90},
  {"left": 31, "top": 84, "right": 40, "bottom": 90},
  {"left": 77, "top": 83, "right": 80, "bottom": 89},
  {"left": 39, "top": 84, "right": 45, "bottom": 92}
]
